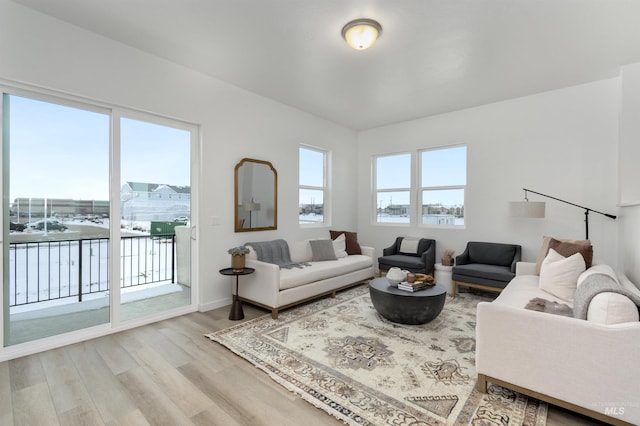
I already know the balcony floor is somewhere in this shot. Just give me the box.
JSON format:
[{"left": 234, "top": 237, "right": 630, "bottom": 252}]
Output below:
[{"left": 7, "top": 283, "right": 191, "bottom": 345}]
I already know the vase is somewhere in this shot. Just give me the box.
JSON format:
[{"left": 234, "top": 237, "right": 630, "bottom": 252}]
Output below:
[{"left": 232, "top": 255, "right": 246, "bottom": 272}]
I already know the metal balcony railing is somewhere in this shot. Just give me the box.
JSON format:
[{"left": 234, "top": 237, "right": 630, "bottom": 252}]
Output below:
[{"left": 8, "top": 234, "right": 176, "bottom": 307}]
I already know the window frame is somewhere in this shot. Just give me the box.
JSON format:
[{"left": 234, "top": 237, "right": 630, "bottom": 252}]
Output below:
[
  {"left": 418, "top": 144, "right": 467, "bottom": 229},
  {"left": 372, "top": 152, "right": 412, "bottom": 226},
  {"left": 298, "top": 145, "right": 330, "bottom": 227}
]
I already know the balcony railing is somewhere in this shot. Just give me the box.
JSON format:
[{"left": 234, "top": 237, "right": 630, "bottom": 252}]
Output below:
[{"left": 8, "top": 234, "right": 176, "bottom": 307}]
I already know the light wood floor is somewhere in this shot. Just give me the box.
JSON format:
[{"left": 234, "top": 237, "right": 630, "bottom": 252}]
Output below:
[{"left": 0, "top": 300, "right": 608, "bottom": 425}]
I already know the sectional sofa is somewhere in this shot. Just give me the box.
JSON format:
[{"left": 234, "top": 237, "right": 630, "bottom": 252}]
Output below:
[{"left": 476, "top": 259, "right": 640, "bottom": 426}]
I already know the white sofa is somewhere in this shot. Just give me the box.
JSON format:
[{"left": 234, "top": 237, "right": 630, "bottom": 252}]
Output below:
[
  {"left": 476, "top": 261, "right": 640, "bottom": 426},
  {"left": 233, "top": 238, "right": 374, "bottom": 319}
]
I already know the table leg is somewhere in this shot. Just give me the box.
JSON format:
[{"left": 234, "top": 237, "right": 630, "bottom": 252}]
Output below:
[{"left": 229, "top": 276, "right": 245, "bottom": 320}]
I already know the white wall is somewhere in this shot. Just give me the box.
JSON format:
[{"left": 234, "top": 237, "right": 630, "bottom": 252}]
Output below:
[
  {"left": 618, "top": 63, "right": 640, "bottom": 283},
  {"left": 0, "top": 1, "right": 359, "bottom": 312},
  {"left": 357, "top": 79, "right": 620, "bottom": 269}
]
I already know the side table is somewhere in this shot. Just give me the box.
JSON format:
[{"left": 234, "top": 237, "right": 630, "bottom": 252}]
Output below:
[
  {"left": 434, "top": 263, "right": 453, "bottom": 295},
  {"left": 219, "top": 267, "right": 255, "bottom": 320}
]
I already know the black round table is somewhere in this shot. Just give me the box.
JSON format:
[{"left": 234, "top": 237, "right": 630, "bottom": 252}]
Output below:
[
  {"left": 369, "top": 277, "right": 446, "bottom": 324},
  {"left": 219, "top": 267, "right": 255, "bottom": 320}
]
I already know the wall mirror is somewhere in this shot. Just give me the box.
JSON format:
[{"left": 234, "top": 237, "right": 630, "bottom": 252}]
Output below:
[{"left": 235, "top": 158, "right": 278, "bottom": 232}]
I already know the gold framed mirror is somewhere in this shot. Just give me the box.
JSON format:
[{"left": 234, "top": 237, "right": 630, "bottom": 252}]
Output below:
[{"left": 234, "top": 158, "right": 277, "bottom": 232}]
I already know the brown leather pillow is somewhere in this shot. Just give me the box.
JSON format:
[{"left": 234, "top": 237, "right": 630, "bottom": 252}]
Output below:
[
  {"left": 548, "top": 238, "right": 593, "bottom": 269},
  {"left": 329, "top": 230, "right": 362, "bottom": 255},
  {"left": 535, "top": 236, "right": 592, "bottom": 275}
]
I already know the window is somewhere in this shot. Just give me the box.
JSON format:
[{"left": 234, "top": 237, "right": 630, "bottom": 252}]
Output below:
[
  {"left": 374, "top": 153, "right": 411, "bottom": 224},
  {"left": 420, "top": 145, "right": 466, "bottom": 226},
  {"left": 299, "top": 146, "right": 328, "bottom": 225}
]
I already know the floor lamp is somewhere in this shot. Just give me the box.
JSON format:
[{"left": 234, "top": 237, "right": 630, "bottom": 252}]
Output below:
[
  {"left": 510, "top": 188, "right": 616, "bottom": 239},
  {"left": 244, "top": 198, "right": 261, "bottom": 228}
]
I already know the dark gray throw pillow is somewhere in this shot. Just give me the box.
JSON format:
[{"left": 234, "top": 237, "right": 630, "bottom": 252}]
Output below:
[{"left": 310, "top": 239, "right": 337, "bottom": 261}]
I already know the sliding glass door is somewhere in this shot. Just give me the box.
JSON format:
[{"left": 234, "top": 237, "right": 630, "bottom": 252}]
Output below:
[
  {"left": 2, "top": 90, "right": 195, "bottom": 347},
  {"left": 119, "top": 117, "right": 192, "bottom": 321},
  {"left": 3, "top": 94, "right": 110, "bottom": 345}
]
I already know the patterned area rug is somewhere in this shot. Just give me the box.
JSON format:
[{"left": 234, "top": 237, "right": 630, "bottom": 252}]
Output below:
[{"left": 206, "top": 285, "right": 547, "bottom": 425}]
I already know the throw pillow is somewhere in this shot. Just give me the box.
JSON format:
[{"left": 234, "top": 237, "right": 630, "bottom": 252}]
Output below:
[
  {"left": 539, "top": 248, "right": 586, "bottom": 302},
  {"left": 548, "top": 238, "right": 593, "bottom": 269},
  {"left": 289, "top": 239, "right": 313, "bottom": 263},
  {"left": 535, "top": 236, "right": 591, "bottom": 275},
  {"left": 309, "top": 239, "right": 338, "bottom": 261},
  {"left": 332, "top": 233, "right": 348, "bottom": 259},
  {"left": 329, "top": 230, "right": 362, "bottom": 255},
  {"left": 399, "top": 237, "right": 420, "bottom": 255}
]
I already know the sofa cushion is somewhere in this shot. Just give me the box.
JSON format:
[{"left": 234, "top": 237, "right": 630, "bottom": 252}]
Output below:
[
  {"left": 453, "top": 263, "right": 515, "bottom": 283},
  {"left": 279, "top": 255, "right": 373, "bottom": 290},
  {"left": 330, "top": 230, "right": 362, "bottom": 255},
  {"left": 309, "top": 239, "right": 337, "bottom": 261},
  {"left": 468, "top": 243, "right": 516, "bottom": 267},
  {"left": 539, "top": 249, "right": 585, "bottom": 302},
  {"left": 378, "top": 254, "right": 424, "bottom": 271}
]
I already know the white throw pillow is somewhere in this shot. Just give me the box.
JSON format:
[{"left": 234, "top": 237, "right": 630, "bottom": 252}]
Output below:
[
  {"left": 539, "top": 248, "right": 586, "bottom": 302},
  {"left": 587, "top": 292, "right": 640, "bottom": 324},
  {"left": 332, "top": 233, "right": 348, "bottom": 259},
  {"left": 289, "top": 240, "right": 312, "bottom": 263},
  {"left": 399, "top": 238, "right": 420, "bottom": 254}
]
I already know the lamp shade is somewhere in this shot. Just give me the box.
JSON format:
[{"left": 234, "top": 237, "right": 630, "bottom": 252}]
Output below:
[
  {"left": 510, "top": 201, "right": 545, "bottom": 218},
  {"left": 341, "top": 19, "right": 382, "bottom": 50},
  {"left": 244, "top": 202, "right": 261, "bottom": 212}
]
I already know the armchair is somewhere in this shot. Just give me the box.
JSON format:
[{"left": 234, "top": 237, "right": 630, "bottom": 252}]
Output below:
[
  {"left": 378, "top": 237, "right": 436, "bottom": 277},
  {"left": 452, "top": 241, "right": 521, "bottom": 296}
]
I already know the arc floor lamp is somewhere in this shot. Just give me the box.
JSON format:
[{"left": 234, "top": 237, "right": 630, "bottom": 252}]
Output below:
[{"left": 510, "top": 188, "right": 617, "bottom": 240}]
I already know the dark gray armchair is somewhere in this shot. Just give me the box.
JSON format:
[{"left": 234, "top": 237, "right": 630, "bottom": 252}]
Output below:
[
  {"left": 452, "top": 241, "right": 521, "bottom": 296},
  {"left": 378, "top": 237, "right": 436, "bottom": 276}
]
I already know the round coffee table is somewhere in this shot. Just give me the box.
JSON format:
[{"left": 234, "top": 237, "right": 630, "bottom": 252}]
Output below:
[{"left": 369, "top": 277, "right": 446, "bottom": 324}]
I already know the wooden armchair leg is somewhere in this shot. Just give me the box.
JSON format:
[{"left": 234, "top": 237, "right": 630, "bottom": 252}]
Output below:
[
  {"left": 452, "top": 280, "right": 458, "bottom": 297},
  {"left": 477, "top": 374, "right": 488, "bottom": 393}
]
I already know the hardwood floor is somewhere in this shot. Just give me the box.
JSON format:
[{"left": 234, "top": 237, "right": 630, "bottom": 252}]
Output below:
[{"left": 0, "top": 301, "right": 609, "bottom": 425}]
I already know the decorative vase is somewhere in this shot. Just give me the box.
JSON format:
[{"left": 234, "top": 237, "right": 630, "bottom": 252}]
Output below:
[
  {"left": 232, "top": 255, "right": 246, "bottom": 272},
  {"left": 442, "top": 256, "right": 454, "bottom": 266}
]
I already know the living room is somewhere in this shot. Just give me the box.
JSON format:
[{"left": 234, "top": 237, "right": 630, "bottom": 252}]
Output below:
[{"left": 1, "top": 0, "right": 640, "bottom": 424}]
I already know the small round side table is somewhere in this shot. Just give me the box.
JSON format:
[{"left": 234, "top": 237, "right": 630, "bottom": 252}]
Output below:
[{"left": 219, "top": 267, "right": 255, "bottom": 320}]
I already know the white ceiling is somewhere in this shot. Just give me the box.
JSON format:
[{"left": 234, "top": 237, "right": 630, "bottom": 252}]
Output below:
[{"left": 12, "top": 0, "right": 640, "bottom": 130}]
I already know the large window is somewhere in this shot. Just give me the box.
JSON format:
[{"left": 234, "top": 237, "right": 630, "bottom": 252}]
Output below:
[
  {"left": 420, "top": 145, "right": 466, "bottom": 226},
  {"left": 299, "top": 146, "right": 328, "bottom": 225},
  {"left": 374, "top": 153, "right": 411, "bottom": 224}
]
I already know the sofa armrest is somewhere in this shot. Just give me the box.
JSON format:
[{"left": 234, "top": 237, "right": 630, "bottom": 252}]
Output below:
[
  {"left": 360, "top": 245, "right": 375, "bottom": 258},
  {"left": 420, "top": 242, "right": 436, "bottom": 275},
  {"left": 515, "top": 262, "right": 536, "bottom": 276},
  {"left": 235, "top": 259, "right": 281, "bottom": 308},
  {"left": 510, "top": 245, "right": 522, "bottom": 273},
  {"left": 382, "top": 238, "right": 401, "bottom": 256},
  {"left": 455, "top": 245, "right": 470, "bottom": 265},
  {"left": 477, "top": 302, "right": 640, "bottom": 424}
]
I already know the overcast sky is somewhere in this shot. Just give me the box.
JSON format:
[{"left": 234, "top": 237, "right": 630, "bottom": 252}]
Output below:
[{"left": 8, "top": 95, "right": 190, "bottom": 201}]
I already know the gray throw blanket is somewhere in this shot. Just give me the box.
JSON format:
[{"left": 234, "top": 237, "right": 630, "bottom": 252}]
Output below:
[
  {"left": 573, "top": 273, "right": 640, "bottom": 319},
  {"left": 246, "top": 239, "right": 310, "bottom": 269}
]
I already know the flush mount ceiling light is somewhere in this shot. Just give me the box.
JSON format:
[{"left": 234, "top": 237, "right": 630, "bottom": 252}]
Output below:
[{"left": 341, "top": 18, "right": 382, "bottom": 51}]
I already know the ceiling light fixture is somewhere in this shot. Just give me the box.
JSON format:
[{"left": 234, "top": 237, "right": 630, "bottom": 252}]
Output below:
[{"left": 341, "top": 18, "right": 382, "bottom": 51}]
